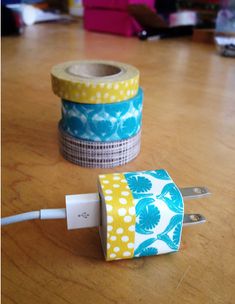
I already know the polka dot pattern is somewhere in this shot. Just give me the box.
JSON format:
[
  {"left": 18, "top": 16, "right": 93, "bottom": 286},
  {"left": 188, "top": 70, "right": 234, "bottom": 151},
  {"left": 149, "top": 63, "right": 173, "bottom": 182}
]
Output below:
[
  {"left": 99, "top": 173, "right": 136, "bottom": 261},
  {"left": 51, "top": 61, "right": 139, "bottom": 104},
  {"left": 52, "top": 78, "right": 139, "bottom": 104}
]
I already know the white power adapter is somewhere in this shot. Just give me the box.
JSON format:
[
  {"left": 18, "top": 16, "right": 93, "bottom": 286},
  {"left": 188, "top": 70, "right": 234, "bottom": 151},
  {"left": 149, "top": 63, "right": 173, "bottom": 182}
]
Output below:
[{"left": 1, "top": 169, "right": 210, "bottom": 261}]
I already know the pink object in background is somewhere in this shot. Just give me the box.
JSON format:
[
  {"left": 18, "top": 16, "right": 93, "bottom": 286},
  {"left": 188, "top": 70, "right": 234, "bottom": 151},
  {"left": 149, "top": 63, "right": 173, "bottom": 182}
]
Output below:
[
  {"left": 83, "top": 0, "right": 155, "bottom": 10},
  {"left": 84, "top": 8, "right": 142, "bottom": 36},
  {"left": 83, "top": 0, "right": 155, "bottom": 36}
]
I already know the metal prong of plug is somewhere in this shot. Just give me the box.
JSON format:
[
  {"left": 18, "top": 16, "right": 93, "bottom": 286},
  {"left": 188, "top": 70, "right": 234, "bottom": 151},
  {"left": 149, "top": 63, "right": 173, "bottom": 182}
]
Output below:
[
  {"left": 183, "top": 214, "right": 206, "bottom": 226},
  {"left": 180, "top": 187, "right": 211, "bottom": 200}
]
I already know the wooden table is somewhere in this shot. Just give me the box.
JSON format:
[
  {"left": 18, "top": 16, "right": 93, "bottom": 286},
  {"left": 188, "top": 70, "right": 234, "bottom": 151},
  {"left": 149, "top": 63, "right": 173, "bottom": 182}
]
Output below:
[{"left": 2, "top": 22, "right": 235, "bottom": 304}]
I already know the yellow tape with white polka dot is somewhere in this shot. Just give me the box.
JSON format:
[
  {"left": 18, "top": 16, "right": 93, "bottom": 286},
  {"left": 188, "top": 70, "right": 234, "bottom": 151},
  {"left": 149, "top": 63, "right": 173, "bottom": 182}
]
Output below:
[
  {"left": 99, "top": 173, "right": 136, "bottom": 261},
  {"left": 51, "top": 60, "right": 139, "bottom": 104}
]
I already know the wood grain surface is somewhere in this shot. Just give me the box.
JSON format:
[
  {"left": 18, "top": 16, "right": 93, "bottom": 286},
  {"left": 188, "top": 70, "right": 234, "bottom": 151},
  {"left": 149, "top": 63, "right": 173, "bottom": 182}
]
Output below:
[{"left": 2, "top": 21, "right": 235, "bottom": 304}]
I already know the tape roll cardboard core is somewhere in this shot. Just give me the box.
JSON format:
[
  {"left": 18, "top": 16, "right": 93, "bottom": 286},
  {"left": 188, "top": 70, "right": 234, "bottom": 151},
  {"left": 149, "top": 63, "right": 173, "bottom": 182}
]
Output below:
[{"left": 67, "top": 63, "right": 122, "bottom": 78}]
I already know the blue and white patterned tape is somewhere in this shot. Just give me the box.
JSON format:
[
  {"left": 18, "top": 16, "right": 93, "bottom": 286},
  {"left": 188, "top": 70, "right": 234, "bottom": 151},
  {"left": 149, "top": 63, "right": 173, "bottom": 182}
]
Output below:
[
  {"left": 61, "top": 88, "right": 143, "bottom": 142},
  {"left": 124, "top": 169, "right": 184, "bottom": 257}
]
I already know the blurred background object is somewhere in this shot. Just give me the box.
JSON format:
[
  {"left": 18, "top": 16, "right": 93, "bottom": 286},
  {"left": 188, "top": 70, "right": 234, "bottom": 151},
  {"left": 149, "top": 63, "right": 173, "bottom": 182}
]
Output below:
[
  {"left": 83, "top": 0, "right": 156, "bottom": 37},
  {"left": 69, "top": 0, "right": 83, "bottom": 16},
  {"left": 2, "top": 0, "right": 69, "bottom": 12},
  {"left": 178, "top": 0, "right": 220, "bottom": 28},
  {"left": 155, "top": 0, "right": 177, "bottom": 20},
  {"left": 215, "top": 0, "right": 235, "bottom": 33},
  {"left": 215, "top": 0, "right": 235, "bottom": 56},
  {"left": 1, "top": 0, "right": 76, "bottom": 33},
  {"left": 2, "top": 0, "right": 234, "bottom": 57},
  {"left": 1, "top": 4, "right": 23, "bottom": 35},
  {"left": 83, "top": 0, "right": 221, "bottom": 39},
  {"left": 21, "top": 4, "right": 62, "bottom": 25}
]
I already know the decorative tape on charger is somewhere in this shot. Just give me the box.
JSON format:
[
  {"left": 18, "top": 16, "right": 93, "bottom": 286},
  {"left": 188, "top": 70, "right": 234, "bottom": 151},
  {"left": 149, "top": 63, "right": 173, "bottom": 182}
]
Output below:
[
  {"left": 98, "top": 169, "right": 184, "bottom": 261},
  {"left": 61, "top": 88, "right": 143, "bottom": 141},
  {"left": 51, "top": 60, "right": 139, "bottom": 104}
]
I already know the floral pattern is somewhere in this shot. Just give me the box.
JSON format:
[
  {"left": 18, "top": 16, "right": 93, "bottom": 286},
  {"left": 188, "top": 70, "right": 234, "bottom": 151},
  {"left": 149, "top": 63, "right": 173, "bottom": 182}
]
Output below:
[
  {"left": 156, "top": 183, "right": 183, "bottom": 214},
  {"left": 145, "top": 169, "right": 171, "bottom": 180},
  {"left": 126, "top": 176, "right": 152, "bottom": 193},
  {"left": 61, "top": 88, "right": 143, "bottom": 142},
  {"left": 138, "top": 205, "right": 160, "bottom": 231},
  {"left": 124, "top": 170, "right": 184, "bottom": 258}
]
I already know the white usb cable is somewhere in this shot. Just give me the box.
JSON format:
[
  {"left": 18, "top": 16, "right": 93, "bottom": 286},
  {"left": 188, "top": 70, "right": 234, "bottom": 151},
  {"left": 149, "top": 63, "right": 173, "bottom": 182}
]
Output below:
[
  {"left": 1, "top": 188, "right": 209, "bottom": 228},
  {"left": 1, "top": 209, "right": 66, "bottom": 226},
  {"left": 1, "top": 193, "right": 100, "bottom": 229}
]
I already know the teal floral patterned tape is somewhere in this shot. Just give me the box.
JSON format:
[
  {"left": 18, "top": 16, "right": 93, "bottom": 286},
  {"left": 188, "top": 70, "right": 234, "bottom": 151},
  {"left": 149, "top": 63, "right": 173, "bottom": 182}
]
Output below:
[
  {"left": 124, "top": 169, "right": 184, "bottom": 257},
  {"left": 61, "top": 88, "right": 143, "bottom": 142}
]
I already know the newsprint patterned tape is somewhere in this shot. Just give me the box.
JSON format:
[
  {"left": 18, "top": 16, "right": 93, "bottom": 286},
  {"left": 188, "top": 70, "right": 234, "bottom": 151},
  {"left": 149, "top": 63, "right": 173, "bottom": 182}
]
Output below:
[
  {"left": 51, "top": 60, "right": 139, "bottom": 104},
  {"left": 61, "top": 88, "right": 143, "bottom": 141},
  {"left": 98, "top": 170, "right": 184, "bottom": 261},
  {"left": 59, "top": 121, "right": 141, "bottom": 168}
]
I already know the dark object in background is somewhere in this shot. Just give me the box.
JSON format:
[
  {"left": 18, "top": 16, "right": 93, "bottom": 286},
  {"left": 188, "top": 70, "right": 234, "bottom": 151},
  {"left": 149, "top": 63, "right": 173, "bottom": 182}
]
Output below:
[
  {"left": 129, "top": 4, "right": 193, "bottom": 40},
  {"left": 1, "top": 5, "right": 23, "bottom": 36},
  {"left": 177, "top": 0, "right": 219, "bottom": 11},
  {"left": 155, "top": 0, "right": 177, "bottom": 20},
  {"left": 138, "top": 26, "right": 193, "bottom": 40},
  {"left": 178, "top": 0, "right": 220, "bottom": 28},
  {"left": 218, "top": 43, "right": 235, "bottom": 57},
  {"left": 47, "top": 0, "right": 68, "bottom": 12},
  {"left": 128, "top": 4, "right": 167, "bottom": 29},
  {"left": 193, "top": 28, "right": 215, "bottom": 43}
]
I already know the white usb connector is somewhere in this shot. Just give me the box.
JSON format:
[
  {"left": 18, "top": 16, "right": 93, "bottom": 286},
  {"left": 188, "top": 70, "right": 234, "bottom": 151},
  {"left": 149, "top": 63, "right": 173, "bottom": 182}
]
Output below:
[{"left": 65, "top": 193, "right": 100, "bottom": 230}]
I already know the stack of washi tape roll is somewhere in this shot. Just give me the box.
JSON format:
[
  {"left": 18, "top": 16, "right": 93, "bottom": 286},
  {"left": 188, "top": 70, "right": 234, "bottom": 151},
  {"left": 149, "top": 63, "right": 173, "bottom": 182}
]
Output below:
[{"left": 51, "top": 60, "right": 143, "bottom": 168}]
